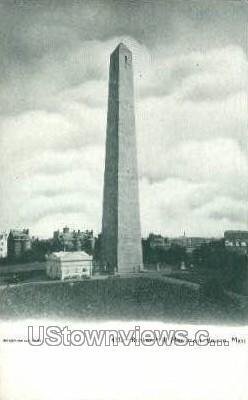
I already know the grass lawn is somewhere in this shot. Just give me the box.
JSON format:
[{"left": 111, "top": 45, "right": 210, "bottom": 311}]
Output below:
[{"left": 0, "top": 277, "right": 246, "bottom": 325}]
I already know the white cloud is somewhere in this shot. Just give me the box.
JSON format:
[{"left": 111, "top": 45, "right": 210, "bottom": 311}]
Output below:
[
  {"left": 0, "top": 145, "right": 104, "bottom": 237},
  {"left": 140, "top": 178, "right": 248, "bottom": 237},
  {"left": 1, "top": 32, "right": 247, "bottom": 237}
]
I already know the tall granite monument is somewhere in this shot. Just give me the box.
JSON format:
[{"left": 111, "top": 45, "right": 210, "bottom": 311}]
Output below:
[{"left": 101, "top": 43, "right": 143, "bottom": 274}]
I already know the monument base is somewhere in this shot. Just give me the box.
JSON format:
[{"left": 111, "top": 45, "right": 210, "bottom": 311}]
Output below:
[{"left": 115, "top": 264, "right": 144, "bottom": 275}]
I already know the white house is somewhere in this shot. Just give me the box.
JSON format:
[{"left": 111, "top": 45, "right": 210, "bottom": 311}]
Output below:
[
  {"left": 46, "top": 251, "right": 93, "bottom": 280},
  {"left": 0, "top": 232, "right": 8, "bottom": 258}
]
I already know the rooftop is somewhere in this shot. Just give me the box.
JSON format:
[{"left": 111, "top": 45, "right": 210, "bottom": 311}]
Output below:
[{"left": 49, "top": 251, "right": 92, "bottom": 260}]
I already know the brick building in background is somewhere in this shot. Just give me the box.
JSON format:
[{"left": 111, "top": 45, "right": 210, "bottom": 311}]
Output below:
[
  {"left": 145, "top": 233, "right": 216, "bottom": 253},
  {"left": 7, "top": 229, "right": 31, "bottom": 260},
  {"left": 53, "top": 227, "right": 95, "bottom": 254}
]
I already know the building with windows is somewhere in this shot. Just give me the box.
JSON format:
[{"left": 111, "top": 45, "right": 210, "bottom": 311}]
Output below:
[
  {"left": 147, "top": 234, "right": 171, "bottom": 250},
  {"left": 7, "top": 229, "right": 31, "bottom": 260},
  {"left": 170, "top": 236, "right": 216, "bottom": 253},
  {"left": 0, "top": 232, "right": 8, "bottom": 258},
  {"left": 224, "top": 230, "right": 248, "bottom": 242},
  {"left": 224, "top": 230, "right": 248, "bottom": 254},
  {"left": 46, "top": 251, "right": 93, "bottom": 280},
  {"left": 143, "top": 233, "right": 217, "bottom": 254},
  {"left": 53, "top": 227, "right": 95, "bottom": 254}
]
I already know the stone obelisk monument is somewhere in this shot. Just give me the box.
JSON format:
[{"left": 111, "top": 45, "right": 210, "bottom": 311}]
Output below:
[{"left": 101, "top": 43, "right": 143, "bottom": 274}]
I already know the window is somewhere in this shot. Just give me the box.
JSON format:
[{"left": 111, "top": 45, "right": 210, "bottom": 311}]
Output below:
[{"left": 125, "top": 55, "right": 129, "bottom": 68}]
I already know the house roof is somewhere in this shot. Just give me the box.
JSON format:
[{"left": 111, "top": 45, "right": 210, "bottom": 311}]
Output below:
[
  {"left": 49, "top": 251, "right": 92, "bottom": 261},
  {"left": 10, "top": 230, "right": 30, "bottom": 239}
]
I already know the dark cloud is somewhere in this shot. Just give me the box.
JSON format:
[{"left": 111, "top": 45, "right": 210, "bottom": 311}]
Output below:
[
  {"left": 1, "top": 0, "right": 247, "bottom": 114},
  {"left": 209, "top": 208, "right": 247, "bottom": 224}
]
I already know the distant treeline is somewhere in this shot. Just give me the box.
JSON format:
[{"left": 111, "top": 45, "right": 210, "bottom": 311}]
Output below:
[
  {"left": 142, "top": 239, "right": 247, "bottom": 294},
  {"left": 0, "top": 237, "right": 94, "bottom": 265},
  {"left": 142, "top": 240, "right": 186, "bottom": 265},
  {"left": 192, "top": 240, "right": 247, "bottom": 294}
]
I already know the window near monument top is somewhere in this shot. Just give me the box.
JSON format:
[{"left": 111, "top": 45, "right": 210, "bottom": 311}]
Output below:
[{"left": 124, "top": 54, "right": 132, "bottom": 68}]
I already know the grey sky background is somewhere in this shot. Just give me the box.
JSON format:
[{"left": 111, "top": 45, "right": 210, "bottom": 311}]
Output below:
[{"left": 0, "top": 0, "right": 248, "bottom": 238}]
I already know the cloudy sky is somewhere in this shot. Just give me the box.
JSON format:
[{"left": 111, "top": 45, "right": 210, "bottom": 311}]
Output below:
[{"left": 0, "top": 0, "right": 248, "bottom": 238}]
